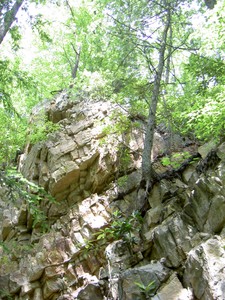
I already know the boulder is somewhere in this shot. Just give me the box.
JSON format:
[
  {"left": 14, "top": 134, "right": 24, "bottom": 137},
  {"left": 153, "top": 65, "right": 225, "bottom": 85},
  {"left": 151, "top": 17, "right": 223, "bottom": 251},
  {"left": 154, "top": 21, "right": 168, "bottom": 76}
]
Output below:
[
  {"left": 76, "top": 282, "right": 103, "bottom": 300},
  {"left": 183, "top": 237, "right": 225, "bottom": 300},
  {"left": 117, "top": 262, "right": 171, "bottom": 300},
  {"left": 153, "top": 273, "right": 193, "bottom": 300}
]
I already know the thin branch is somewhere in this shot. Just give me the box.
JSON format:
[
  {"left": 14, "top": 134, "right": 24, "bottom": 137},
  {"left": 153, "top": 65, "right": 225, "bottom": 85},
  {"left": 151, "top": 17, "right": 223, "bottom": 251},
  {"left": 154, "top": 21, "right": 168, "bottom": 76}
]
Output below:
[
  {"left": 65, "top": 0, "right": 76, "bottom": 23},
  {"left": 71, "top": 42, "right": 79, "bottom": 56}
]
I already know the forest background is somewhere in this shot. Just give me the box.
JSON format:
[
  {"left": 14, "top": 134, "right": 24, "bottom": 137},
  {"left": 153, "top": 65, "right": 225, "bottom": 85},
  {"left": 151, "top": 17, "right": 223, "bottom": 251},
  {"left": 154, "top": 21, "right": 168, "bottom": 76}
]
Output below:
[{"left": 0, "top": 0, "right": 224, "bottom": 183}]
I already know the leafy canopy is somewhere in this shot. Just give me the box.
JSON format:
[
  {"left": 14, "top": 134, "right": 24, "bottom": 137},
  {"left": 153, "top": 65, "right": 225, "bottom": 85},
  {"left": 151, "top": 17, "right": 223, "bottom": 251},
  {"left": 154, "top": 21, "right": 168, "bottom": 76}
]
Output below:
[{"left": 0, "top": 0, "right": 224, "bottom": 168}]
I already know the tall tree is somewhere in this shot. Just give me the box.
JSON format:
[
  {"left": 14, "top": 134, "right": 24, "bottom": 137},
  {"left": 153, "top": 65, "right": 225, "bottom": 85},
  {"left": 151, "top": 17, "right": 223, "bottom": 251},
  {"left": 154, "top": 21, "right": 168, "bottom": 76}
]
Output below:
[
  {"left": 141, "top": 0, "right": 218, "bottom": 188},
  {"left": 101, "top": 0, "right": 198, "bottom": 188},
  {"left": 142, "top": 1, "right": 171, "bottom": 188}
]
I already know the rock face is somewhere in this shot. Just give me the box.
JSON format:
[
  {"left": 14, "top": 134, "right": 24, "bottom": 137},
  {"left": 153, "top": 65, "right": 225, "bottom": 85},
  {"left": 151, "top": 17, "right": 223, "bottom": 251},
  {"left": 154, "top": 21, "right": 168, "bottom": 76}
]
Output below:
[{"left": 1, "top": 92, "right": 225, "bottom": 299}]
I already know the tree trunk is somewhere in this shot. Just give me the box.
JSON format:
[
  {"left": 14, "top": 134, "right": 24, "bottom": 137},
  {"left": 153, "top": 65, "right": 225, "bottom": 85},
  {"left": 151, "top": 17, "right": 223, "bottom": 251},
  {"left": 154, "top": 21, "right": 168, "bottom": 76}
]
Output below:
[
  {"left": 71, "top": 44, "right": 81, "bottom": 79},
  {"left": 0, "top": 0, "right": 24, "bottom": 45},
  {"left": 141, "top": 4, "right": 171, "bottom": 189}
]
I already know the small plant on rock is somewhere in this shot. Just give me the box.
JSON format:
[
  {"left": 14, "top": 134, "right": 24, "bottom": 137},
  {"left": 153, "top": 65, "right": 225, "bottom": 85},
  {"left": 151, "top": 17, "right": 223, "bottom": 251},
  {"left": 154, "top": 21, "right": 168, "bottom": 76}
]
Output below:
[
  {"left": 117, "top": 175, "right": 128, "bottom": 187},
  {"left": 77, "top": 210, "right": 143, "bottom": 258},
  {"left": 134, "top": 280, "right": 156, "bottom": 299},
  {"left": 161, "top": 151, "right": 192, "bottom": 169},
  {"left": 96, "top": 210, "right": 143, "bottom": 245}
]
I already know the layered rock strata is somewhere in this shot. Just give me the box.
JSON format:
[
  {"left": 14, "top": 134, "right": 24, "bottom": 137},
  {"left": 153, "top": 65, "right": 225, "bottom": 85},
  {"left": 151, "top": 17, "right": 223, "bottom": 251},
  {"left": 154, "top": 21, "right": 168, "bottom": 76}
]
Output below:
[{"left": 0, "top": 94, "right": 225, "bottom": 299}]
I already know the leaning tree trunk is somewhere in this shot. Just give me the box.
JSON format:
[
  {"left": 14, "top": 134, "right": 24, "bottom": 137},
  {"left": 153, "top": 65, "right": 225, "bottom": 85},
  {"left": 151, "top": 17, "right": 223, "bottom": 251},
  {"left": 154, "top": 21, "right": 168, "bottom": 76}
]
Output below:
[
  {"left": 0, "top": 0, "right": 24, "bottom": 46},
  {"left": 141, "top": 4, "right": 171, "bottom": 190}
]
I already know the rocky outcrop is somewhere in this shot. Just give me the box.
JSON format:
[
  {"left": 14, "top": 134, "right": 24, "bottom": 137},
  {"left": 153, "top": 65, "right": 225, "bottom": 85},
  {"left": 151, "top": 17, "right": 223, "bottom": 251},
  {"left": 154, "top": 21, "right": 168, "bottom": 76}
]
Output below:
[{"left": 1, "top": 93, "right": 225, "bottom": 299}]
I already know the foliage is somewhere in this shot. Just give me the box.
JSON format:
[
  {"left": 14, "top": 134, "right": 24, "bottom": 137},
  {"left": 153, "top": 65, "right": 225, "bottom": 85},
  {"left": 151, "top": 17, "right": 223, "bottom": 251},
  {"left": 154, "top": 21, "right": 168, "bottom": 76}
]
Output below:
[
  {"left": 70, "top": 71, "right": 114, "bottom": 101},
  {"left": 100, "top": 111, "right": 132, "bottom": 152},
  {"left": 96, "top": 210, "right": 143, "bottom": 243},
  {"left": 0, "top": 110, "right": 26, "bottom": 166},
  {"left": 31, "top": 14, "right": 53, "bottom": 43},
  {"left": 0, "top": 57, "right": 45, "bottom": 166},
  {"left": 28, "top": 112, "right": 60, "bottom": 144},
  {"left": 185, "top": 54, "right": 225, "bottom": 94},
  {"left": 0, "top": 58, "right": 40, "bottom": 113},
  {"left": 161, "top": 53, "right": 225, "bottom": 141},
  {"left": 9, "top": 25, "right": 22, "bottom": 51},
  {"left": 0, "top": 0, "right": 54, "bottom": 47},
  {"left": 157, "top": 1, "right": 225, "bottom": 142},
  {"left": 102, "top": 112, "right": 132, "bottom": 137},
  {"left": 78, "top": 210, "right": 143, "bottom": 255},
  {"left": 0, "top": 0, "right": 24, "bottom": 46},
  {"left": 0, "top": 0, "right": 224, "bottom": 176},
  {"left": 1, "top": 168, "right": 56, "bottom": 231},
  {"left": 134, "top": 280, "right": 156, "bottom": 299},
  {"left": 0, "top": 253, "right": 14, "bottom": 275},
  {"left": 182, "top": 54, "right": 225, "bottom": 141},
  {"left": 117, "top": 145, "right": 132, "bottom": 174},
  {"left": 117, "top": 175, "right": 128, "bottom": 187},
  {"left": 161, "top": 151, "right": 192, "bottom": 169},
  {"left": 0, "top": 57, "right": 59, "bottom": 166},
  {"left": 0, "top": 288, "right": 13, "bottom": 300},
  {"left": 27, "top": 1, "right": 113, "bottom": 98}
]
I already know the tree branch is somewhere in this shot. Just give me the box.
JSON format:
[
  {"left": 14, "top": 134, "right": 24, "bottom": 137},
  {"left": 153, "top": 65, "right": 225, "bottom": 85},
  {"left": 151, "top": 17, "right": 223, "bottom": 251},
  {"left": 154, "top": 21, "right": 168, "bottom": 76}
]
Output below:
[{"left": 0, "top": 0, "right": 24, "bottom": 46}]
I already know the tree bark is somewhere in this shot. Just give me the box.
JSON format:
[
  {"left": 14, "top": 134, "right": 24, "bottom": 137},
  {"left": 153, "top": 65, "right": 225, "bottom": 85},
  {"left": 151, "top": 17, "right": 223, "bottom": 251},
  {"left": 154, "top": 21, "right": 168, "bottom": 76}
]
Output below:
[
  {"left": 71, "top": 44, "right": 81, "bottom": 79},
  {"left": 141, "top": 3, "right": 171, "bottom": 189},
  {"left": 0, "top": 0, "right": 24, "bottom": 45}
]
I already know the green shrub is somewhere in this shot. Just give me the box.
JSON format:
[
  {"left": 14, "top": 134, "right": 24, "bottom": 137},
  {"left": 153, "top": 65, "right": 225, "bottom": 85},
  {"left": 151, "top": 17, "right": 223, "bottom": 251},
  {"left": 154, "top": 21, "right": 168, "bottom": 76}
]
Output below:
[
  {"left": 28, "top": 112, "right": 60, "bottom": 144},
  {"left": 161, "top": 151, "right": 191, "bottom": 169},
  {"left": 2, "top": 168, "right": 56, "bottom": 231}
]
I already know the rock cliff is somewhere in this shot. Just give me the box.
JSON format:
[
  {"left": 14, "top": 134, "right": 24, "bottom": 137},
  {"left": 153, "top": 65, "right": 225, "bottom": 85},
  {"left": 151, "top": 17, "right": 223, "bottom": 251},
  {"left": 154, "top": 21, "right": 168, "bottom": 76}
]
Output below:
[{"left": 0, "top": 92, "right": 225, "bottom": 300}]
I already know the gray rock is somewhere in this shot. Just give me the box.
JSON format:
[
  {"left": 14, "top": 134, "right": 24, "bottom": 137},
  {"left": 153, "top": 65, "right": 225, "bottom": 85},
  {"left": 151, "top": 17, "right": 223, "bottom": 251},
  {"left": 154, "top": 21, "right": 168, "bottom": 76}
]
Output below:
[
  {"left": 77, "top": 283, "right": 103, "bottom": 300},
  {"left": 147, "top": 215, "right": 197, "bottom": 268},
  {"left": 33, "top": 288, "right": 44, "bottom": 300},
  {"left": 183, "top": 237, "right": 225, "bottom": 300},
  {"left": 2, "top": 95, "right": 225, "bottom": 300},
  {"left": 153, "top": 273, "right": 193, "bottom": 300},
  {"left": 217, "top": 142, "right": 225, "bottom": 161},
  {"left": 198, "top": 140, "right": 217, "bottom": 158},
  {"left": 117, "top": 262, "right": 171, "bottom": 300},
  {"left": 43, "top": 278, "right": 65, "bottom": 299}
]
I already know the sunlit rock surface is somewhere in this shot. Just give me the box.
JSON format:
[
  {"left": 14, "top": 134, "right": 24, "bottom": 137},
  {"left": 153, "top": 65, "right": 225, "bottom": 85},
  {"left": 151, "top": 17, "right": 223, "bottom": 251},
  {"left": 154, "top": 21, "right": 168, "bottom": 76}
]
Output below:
[{"left": 1, "top": 93, "right": 225, "bottom": 299}]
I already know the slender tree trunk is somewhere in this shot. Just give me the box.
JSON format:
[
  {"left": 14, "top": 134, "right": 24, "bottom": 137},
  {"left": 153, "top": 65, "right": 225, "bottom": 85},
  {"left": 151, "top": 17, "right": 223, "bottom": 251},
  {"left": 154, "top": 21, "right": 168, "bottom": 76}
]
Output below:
[
  {"left": 142, "top": 4, "right": 171, "bottom": 189},
  {"left": 0, "top": 0, "right": 24, "bottom": 45},
  {"left": 65, "top": 0, "right": 81, "bottom": 81},
  {"left": 71, "top": 44, "right": 81, "bottom": 79},
  {"left": 163, "top": 23, "right": 173, "bottom": 152}
]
